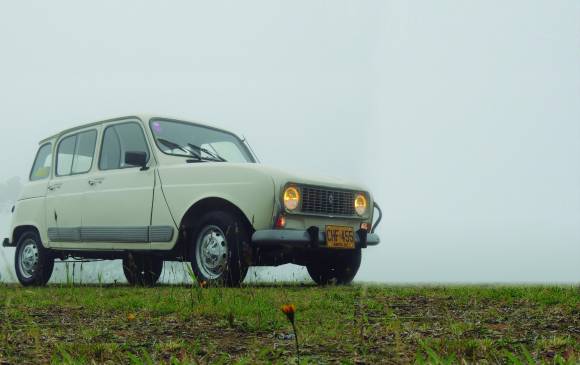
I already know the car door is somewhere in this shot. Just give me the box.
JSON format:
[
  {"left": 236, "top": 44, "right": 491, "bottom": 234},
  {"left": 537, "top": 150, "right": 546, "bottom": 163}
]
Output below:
[
  {"left": 46, "top": 128, "right": 99, "bottom": 247},
  {"left": 82, "top": 120, "right": 155, "bottom": 250}
]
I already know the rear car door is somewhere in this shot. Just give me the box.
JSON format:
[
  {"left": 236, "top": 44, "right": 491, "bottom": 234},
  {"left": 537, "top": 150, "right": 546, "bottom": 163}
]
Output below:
[
  {"left": 82, "top": 120, "right": 156, "bottom": 250},
  {"left": 46, "top": 128, "right": 98, "bottom": 247}
]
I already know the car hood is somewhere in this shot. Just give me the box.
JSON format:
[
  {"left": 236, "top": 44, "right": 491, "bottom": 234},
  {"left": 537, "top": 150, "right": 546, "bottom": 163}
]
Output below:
[{"left": 229, "top": 163, "right": 369, "bottom": 193}]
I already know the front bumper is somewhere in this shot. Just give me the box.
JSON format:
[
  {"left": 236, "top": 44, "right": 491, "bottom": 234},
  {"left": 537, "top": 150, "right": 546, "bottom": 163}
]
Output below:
[{"left": 252, "top": 228, "right": 380, "bottom": 249}]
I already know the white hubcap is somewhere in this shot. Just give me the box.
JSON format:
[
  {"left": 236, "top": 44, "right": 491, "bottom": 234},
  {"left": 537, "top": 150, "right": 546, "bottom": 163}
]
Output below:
[
  {"left": 19, "top": 239, "right": 39, "bottom": 279},
  {"left": 196, "top": 225, "right": 228, "bottom": 280}
]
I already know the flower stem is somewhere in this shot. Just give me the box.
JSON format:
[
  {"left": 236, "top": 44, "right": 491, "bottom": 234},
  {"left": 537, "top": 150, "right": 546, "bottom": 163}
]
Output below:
[{"left": 291, "top": 321, "right": 300, "bottom": 363}]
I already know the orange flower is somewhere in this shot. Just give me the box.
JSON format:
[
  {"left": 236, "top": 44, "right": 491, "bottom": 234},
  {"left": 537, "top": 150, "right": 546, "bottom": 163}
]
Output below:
[
  {"left": 127, "top": 313, "right": 136, "bottom": 321},
  {"left": 281, "top": 304, "right": 296, "bottom": 323},
  {"left": 281, "top": 304, "right": 300, "bottom": 361}
]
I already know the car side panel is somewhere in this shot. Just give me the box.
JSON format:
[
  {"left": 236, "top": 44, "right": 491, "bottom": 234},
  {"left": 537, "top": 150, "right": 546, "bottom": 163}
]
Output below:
[
  {"left": 158, "top": 164, "right": 276, "bottom": 234},
  {"left": 11, "top": 179, "right": 50, "bottom": 246},
  {"left": 45, "top": 174, "right": 91, "bottom": 247},
  {"left": 150, "top": 170, "right": 179, "bottom": 250}
]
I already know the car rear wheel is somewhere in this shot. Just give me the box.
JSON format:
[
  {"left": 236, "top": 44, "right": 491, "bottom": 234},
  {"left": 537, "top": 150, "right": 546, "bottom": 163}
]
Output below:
[
  {"left": 307, "top": 249, "right": 362, "bottom": 285},
  {"left": 15, "top": 230, "right": 54, "bottom": 286},
  {"left": 190, "top": 210, "right": 249, "bottom": 287},
  {"left": 122, "top": 254, "right": 163, "bottom": 286}
]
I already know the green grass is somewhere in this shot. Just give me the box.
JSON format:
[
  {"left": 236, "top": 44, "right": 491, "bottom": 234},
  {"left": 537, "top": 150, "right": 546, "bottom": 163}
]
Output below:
[{"left": 0, "top": 283, "right": 578, "bottom": 364}]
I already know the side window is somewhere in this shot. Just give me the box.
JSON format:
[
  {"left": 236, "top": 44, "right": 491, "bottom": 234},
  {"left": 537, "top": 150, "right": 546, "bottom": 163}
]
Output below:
[
  {"left": 30, "top": 143, "right": 52, "bottom": 181},
  {"left": 56, "top": 130, "right": 97, "bottom": 176},
  {"left": 72, "top": 131, "right": 97, "bottom": 174},
  {"left": 56, "top": 135, "right": 76, "bottom": 176},
  {"left": 99, "top": 126, "right": 121, "bottom": 170},
  {"left": 99, "top": 122, "right": 149, "bottom": 170}
]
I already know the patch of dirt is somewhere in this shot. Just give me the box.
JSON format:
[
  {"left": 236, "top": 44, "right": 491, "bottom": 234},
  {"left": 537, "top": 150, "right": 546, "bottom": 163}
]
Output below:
[
  {"left": 1, "top": 290, "right": 578, "bottom": 364},
  {"left": 2, "top": 307, "right": 283, "bottom": 364}
]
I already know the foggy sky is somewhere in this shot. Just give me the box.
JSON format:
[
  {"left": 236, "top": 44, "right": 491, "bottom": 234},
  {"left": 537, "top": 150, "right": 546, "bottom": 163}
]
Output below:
[{"left": 0, "top": 1, "right": 578, "bottom": 283}]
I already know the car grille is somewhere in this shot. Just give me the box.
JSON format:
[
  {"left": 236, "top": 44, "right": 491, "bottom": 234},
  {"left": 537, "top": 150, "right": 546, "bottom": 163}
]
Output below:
[{"left": 301, "top": 186, "right": 356, "bottom": 216}]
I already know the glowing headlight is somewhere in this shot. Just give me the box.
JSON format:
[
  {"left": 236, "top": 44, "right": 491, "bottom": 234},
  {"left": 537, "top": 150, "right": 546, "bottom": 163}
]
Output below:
[
  {"left": 283, "top": 186, "right": 301, "bottom": 211},
  {"left": 354, "top": 193, "right": 368, "bottom": 216}
]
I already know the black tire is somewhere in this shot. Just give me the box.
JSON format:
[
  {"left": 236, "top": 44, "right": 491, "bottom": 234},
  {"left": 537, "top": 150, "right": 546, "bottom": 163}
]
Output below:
[
  {"left": 307, "top": 249, "right": 362, "bottom": 285},
  {"left": 122, "top": 253, "right": 163, "bottom": 286},
  {"left": 14, "top": 230, "right": 54, "bottom": 286},
  {"left": 190, "top": 210, "right": 249, "bottom": 287}
]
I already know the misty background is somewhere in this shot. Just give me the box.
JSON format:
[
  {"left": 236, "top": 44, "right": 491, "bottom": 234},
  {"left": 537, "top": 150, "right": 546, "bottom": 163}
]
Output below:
[{"left": 0, "top": 1, "right": 578, "bottom": 283}]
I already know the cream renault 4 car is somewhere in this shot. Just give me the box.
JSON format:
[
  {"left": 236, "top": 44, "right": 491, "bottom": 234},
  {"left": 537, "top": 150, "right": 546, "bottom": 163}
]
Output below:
[{"left": 4, "top": 115, "right": 382, "bottom": 286}]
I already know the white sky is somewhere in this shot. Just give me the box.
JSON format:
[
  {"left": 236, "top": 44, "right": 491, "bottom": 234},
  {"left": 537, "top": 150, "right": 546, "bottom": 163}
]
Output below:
[{"left": 0, "top": 1, "right": 578, "bottom": 283}]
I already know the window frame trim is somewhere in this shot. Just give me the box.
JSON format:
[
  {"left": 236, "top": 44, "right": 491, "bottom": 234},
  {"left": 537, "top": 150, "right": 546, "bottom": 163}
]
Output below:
[
  {"left": 98, "top": 121, "right": 151, "bottom": 171},
  {"left": 55, "top": 129, "right": 98, "bottom": 178},
  {"left": 29, "top": 142, "right": 53, "bottom": 182}
]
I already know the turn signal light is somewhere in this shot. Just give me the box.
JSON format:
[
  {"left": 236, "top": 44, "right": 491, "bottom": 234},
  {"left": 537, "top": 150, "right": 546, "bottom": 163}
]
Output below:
[{"left": 275, "top": 215, "right": 286, "bottom": 229}]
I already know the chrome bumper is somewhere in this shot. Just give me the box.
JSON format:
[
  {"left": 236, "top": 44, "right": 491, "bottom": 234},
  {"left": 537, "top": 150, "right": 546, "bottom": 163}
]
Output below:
[{"left": 252, "top": 228, "right": 380, "bottom": 248}]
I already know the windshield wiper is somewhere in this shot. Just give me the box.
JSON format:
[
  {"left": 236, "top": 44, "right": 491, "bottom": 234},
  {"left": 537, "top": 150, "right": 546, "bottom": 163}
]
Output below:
[
  {"left": 157, "top": 138, "right": 198, "bottom": 157},
  {"left": 156, "top": 138, "right": 225, "bottom": 163},
  {"left": 188, "top": 143, "right": 227, "bottom": 162},
  {"left": 157, "top": 138, "right": 212, "bottom": 162}
]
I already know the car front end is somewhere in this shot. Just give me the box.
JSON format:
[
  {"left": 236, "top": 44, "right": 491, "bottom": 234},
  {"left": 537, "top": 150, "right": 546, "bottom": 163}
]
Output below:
[
  {"left": 251, "top": 179, "right": 382, "bottom": 253},
  {"left": 144, "top": 115, "right": 381, "bottom": 284}
]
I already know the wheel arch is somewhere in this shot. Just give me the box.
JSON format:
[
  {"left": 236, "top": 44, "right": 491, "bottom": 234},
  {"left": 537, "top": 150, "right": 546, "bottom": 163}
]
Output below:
[
  {"left": 174, "top": 197, "right": 254, "bottom": 258},
  {"left": 12, "top": 225, "right": 42, "bottom": 247}
]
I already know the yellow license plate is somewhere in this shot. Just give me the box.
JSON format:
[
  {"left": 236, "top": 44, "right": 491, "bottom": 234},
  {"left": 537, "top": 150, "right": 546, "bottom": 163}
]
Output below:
[{"left": 326, "top": 225, "right": 355, "bottom": 249}]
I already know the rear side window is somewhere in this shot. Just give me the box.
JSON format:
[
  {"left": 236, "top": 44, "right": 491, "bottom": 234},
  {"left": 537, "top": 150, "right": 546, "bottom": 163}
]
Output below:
[
  {"left": 99, "top": 122, "right": 149, "bottom": 170},
  {"left": 56, "top": 130, "right": 97, "bottom": 176},
  {"left": 30, "top": 143, "right": 52, "bottom": 181}
]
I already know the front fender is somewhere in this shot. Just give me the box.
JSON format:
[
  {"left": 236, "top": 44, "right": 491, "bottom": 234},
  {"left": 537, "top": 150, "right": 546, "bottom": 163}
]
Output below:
[{"left": 158, "top": 164, "right": 276, "bottom": 231}]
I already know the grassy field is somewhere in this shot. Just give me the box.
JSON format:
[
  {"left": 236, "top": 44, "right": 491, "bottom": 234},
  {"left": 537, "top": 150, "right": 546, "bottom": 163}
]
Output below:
[{"left": 0, "top": 283, "right": 578, "bottom": 364}]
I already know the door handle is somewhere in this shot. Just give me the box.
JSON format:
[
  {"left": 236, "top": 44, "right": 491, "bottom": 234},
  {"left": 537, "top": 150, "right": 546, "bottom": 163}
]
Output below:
[
  {"left": 47, "top": 183, "right": 62, "bottom": 191},
  {"left": 88, "top": 178, "right": 104, "bottom": 186}
]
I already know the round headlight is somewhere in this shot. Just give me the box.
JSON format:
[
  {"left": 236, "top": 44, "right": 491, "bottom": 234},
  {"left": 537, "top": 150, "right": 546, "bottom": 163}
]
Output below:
[
  {"left": 354, "top": 193, "right": 368, "bottom": 216},
  {"left": 283, "top": 186, "right": 301, "bottom": 211}
]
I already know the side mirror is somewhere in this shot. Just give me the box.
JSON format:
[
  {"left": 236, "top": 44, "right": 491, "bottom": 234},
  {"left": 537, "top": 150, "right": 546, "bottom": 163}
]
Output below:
[{"left": 125, "top": 151, "right": 148, "bottom": 170}]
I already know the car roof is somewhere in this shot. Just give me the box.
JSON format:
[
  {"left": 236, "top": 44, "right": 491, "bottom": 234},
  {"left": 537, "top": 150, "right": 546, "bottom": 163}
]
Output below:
[{"left": 39, "top": 114, "right": 242, "bottom": 144}]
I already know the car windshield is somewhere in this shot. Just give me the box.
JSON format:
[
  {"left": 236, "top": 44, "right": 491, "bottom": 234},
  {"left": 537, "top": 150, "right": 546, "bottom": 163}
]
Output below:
[{"left": 149, "top": 119, "right": 255, "bottom": 163}]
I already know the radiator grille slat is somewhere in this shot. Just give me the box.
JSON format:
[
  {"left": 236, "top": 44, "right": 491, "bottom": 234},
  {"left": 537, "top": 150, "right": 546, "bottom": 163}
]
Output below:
[{"left": 301, "top": 186, "right": 356, "bottom": 216}]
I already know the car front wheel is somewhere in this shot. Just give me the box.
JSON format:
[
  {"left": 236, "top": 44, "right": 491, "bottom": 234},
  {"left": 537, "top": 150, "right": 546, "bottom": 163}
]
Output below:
[
  {"left": 307, "top": 249, "right": 362, "bottom": 285},
  {"left": 190, "top": 210, "right": 249, "bottom": 287},
  {"left": 122, "top": 254, "right": 163, "bottom": 286},
  {"left": 15, "top": 230, "right": 54, "bottom": 286}
]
